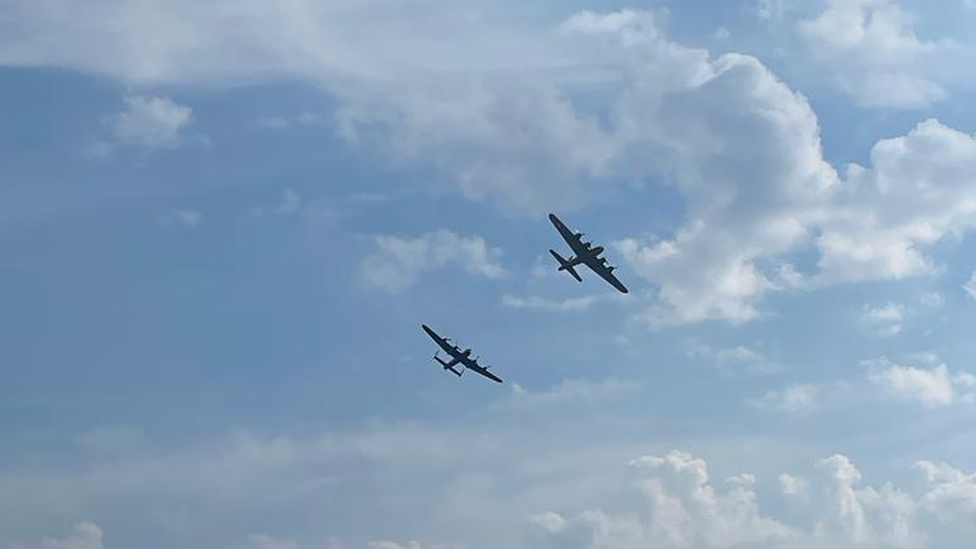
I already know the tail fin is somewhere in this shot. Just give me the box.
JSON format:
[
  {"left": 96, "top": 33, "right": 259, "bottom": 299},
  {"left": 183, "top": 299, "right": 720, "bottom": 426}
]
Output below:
[{"left": 549, "top": 249, "right": 583, "bottom": 282}]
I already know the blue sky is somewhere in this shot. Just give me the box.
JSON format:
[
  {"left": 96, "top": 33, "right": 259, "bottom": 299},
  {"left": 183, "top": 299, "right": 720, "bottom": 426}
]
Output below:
[{"left": 4, "top": 1, "right": 976, "bottom": 548}]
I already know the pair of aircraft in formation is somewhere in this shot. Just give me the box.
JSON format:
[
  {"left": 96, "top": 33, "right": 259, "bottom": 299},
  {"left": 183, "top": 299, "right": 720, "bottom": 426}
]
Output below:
[{"left": 422, "top": 213, "right": 628, "bottom": 384}]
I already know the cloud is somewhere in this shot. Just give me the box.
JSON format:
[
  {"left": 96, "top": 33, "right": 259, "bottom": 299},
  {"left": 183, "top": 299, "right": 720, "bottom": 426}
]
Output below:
[
  {"left": 812, "top": 454, "right": 922, "bottom": 547},
  {"left": 159, "top": 208, "right": 202, "bottom": 228},
  {"left": 798, "top": 0, "right": 955, "bottom": 108},
  {"left": 5, "top": 4, "right": 976, "bottom": 324},
  {"left": 500, "top": 294, "right": 601, "bottom": 312},
  {"left": 531, "top": 451, "right": 795, "bottom": 549},
  {"left": 686, "top": 340, "right": 783, "bottom": 376},
  {"left": 778, "top": 472, "right": 809, "bottom": 499},
  {"left": 919, "top": 292, "right": 943, "bottom": 308},
  {"left": 113, "top": 95, "right": 196, "bottom": 150},
  {"left": 9, "top": 522, "right": 105, "bottom": 549},
  {"left": 7, "top": 424, "right": 976, "bottom": 549},
  {"left": 963, "top": 270, "right": 976, "bottom": 301},
  {"left": 860, "top": 302, "right": 905, "bottom": 336},
  {"left": 749, "top": 383, "right": 820, "bottom": 415},
  {"left": 254, "top": 112, "right": 323, "bottom": 130},
  {"left": 505, "top": 378, "right": 638, "bottom": 410},
  {"left": 361, "top": 230, "right": 505, "bottom": 292},
  {"left": 532, "top": 451, "right": 976, "bottom": 549},
  {"left": 253, "top": 188, "right": 302, "bottom": 216},
  {"left": 754, "top": 0, "right": 786, "bottom": 21},
  {"left": 246, "top": 534, "right": 301, "bottom": 549},
  {"left": 367, "top": 543, "right": 424, "bottom": 549},
  {"left": 865, "top": 357, "right": 976, "bottom": 407},
  {"left": 915, "top": 460, "right": 976, "bottom": 523}
]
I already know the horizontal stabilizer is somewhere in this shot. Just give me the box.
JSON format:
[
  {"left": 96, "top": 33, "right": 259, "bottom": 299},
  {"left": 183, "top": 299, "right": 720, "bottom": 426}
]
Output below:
[{"left": 549, "top": 249, "right": 583, "bottom": 283}]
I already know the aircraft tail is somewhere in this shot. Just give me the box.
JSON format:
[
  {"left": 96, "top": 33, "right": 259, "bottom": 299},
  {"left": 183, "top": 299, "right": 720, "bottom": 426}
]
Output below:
[
  {"left": 434, "top": 355, "right": 463, "bottom": 376},
  {"left": 549, "top": 249, "right": 583, "bottom": 282}
]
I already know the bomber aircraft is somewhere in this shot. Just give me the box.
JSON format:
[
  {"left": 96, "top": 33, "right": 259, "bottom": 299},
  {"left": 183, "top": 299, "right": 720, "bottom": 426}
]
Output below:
[
  {"left": 421, "top": 324, "right": 503, "bottom": 384},
  {"left": 548, "top": 213, "right": 629, "bottom": 294}
]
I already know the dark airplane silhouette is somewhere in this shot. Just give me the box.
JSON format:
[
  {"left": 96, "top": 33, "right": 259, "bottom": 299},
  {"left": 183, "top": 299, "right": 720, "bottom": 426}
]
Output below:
[
  {"left": 422, "top": 324, "right": 503, "bottom": 383},
  {"left": 548, "top": 213, "right": 628, "bottom": 293}
]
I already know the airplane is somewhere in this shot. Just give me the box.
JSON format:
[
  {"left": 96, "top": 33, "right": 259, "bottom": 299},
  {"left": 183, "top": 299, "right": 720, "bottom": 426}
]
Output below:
[
  {"left": 421, "top": 324, "right": 503, "bottom": 384},
  {"left": 548, "top": 213, "right": 629, "bottom": 294}
]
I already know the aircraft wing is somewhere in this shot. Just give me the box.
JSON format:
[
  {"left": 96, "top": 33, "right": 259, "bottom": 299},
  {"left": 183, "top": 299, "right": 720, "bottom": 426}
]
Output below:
[
  {"left": 464, "top": 361, "right": 504, "bottom": 383},
  {"left": 549, "top": 213, "right": 586, "bottom": 255},
  {"left": 422, "top": 324, "right": 459, "bottom": 356},
  {"left": 584, "top": 258, "right": 629, "bottom": 294}
]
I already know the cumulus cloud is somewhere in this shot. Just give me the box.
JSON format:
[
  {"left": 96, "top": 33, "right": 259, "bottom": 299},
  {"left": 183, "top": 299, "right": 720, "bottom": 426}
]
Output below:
[
  {"left": 532, "top": 450, "right": 976, "bottom": 549},
  {"left": 865, "top": 357, "right": 976, "bottom": 407},
  {"left": 361, "top": 230, "right": 505, "bottom": 292},
  {"left": 798, "top": 0, "right": 955, "bottom": 108},
  {"left": 531, "top": 450, "right": 795, "bottom": 549},
  {"left": 915, "top": 460, "right": 976, "bottom": 523},
  {"left": 778, "top": 473, "right": 809, "bottom": 499},
  {"left": 5, "top": 3, "right": 976, "bottom": 325},
  {"left": 812, "top": 454, "right": 922, "bottom": 547}
]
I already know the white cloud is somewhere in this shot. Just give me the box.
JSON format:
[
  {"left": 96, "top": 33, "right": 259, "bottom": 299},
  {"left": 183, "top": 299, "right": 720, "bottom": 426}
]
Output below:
[
  {"left": 159, "top": 208, "right": 202, "bottom": 228},
  {"left": 8, "top": 429, "right": 976, "bottom": 549},
  {"left": 361, "top": 230, "right": 505, "bottom": 292},
  {"left": 861, "top": 302, "right": 905, "bottom": 336},
  {"left": 778, "top": 473, "right": 809, "bottom": 499},
  {"left": 10, "top": 522, "right": 105, "bottom": 549},
  {"left": 963, "top": 270, "right": 976, "bottom": 301},
  {"left": 367, "top": 542, "right": 423, "bottom": 549},
  {"left": 530, "top": 450, "right": 796, "bottom": 549},
  {"left": 527, "top": 510, "right": 638, "bottom": 549},
  {"left": 686, "top": 340, "right": 783, "bottom": 376},
  {"left": 531, "top": 451, "right": 976, "bottom": 549},
  {"left": 816, "top": 120, "right": 976, "bottom": 283},
  {"left": 5, "top": 4, "right": 976, "bottom": 325},
  {"left": 113, "top": 95, "right": 195, "bottom": 149},
  {"left": 754, "top": 0, "right": 786, "bottom": 21},
  {"left": 798, "top": 0, "right": 954, "bottom": 108},
  {"left": 505, "top": 378, "right": 637, "bottom": 410},
  {"left": 246, "top": 534, "right": 301, "bottom": 549},
  {"left": 919, "top": 292, "right": 943, "bottom": 307},
  {"left": 915, "top": 460, "right": 976, "bottom": 522},
  {"left": 253, "top": 188, "right": 302, "bottom": 216},
  {"left": 749, "top": 383, "right": 820, "bottom": 415},
  {"left": 813, "top": 454, "right": 922, "bottom": 547},
  {"left": 274, "top": 189, "right": 302, "bottom": 215},
  {"left": 865, "top": 357, "right": 976, "bottom": 407},
  {"left": 501, "top": 294, "right": 600, "bottom": 312}
]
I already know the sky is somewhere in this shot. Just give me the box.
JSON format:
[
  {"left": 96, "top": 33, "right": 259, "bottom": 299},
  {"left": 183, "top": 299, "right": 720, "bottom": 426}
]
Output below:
[{"left": 3, "top": 0, "right": 976, "bottom": 548}]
